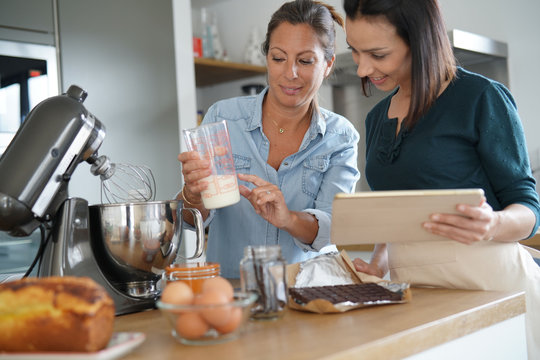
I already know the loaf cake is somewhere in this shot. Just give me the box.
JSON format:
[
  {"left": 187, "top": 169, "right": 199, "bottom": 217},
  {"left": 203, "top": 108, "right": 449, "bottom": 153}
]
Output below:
[{"left": 0, "top": 276, "right": 115, "bottom": 353}]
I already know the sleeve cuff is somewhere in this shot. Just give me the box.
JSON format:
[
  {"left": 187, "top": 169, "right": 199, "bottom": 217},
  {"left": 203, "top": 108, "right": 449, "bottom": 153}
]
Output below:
[{"left": 292, "top": 209, "right": 331, "bottom": 252}]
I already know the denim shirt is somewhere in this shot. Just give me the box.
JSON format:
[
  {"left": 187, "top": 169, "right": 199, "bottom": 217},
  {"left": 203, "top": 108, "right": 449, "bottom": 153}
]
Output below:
[{"left": 193, "top": 88, "right": 359, "bottom": 278}]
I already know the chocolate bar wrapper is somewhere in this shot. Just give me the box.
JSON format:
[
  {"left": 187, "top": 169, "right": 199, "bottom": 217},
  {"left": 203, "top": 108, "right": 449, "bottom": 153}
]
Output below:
[{"left": 286, "top": 250, "right": 412, "bottom": 313}]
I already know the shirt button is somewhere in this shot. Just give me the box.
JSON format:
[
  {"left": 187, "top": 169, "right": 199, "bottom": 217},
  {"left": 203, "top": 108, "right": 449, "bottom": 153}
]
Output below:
[
  {"left": 303, "top": 249, "right": 308, "bottom": 253},
  {"left": 284, "top": 162, "right": 289, "bottom": 166}
]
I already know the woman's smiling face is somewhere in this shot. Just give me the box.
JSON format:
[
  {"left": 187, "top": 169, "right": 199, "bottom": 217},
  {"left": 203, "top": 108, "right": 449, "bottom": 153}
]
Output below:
[
  {"left": 345, "top": 15, "right": 412, "bottom": 93},
  {"left": 266, "top": 22, "right": 334, "bottom": 110}
]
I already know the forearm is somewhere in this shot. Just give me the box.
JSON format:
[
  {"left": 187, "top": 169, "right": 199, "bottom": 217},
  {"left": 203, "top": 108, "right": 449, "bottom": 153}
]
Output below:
[
  {"left": 492, "top": 203, "right": 536, "bottom": 242},
  {"left": 282, "top": 211, "right": 319, "bottom": 245}
]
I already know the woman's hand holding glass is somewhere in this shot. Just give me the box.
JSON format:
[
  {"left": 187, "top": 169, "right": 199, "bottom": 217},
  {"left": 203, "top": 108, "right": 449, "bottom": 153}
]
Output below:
[{"left": 177, "top": 151, "right": 212, "bottom": 205}]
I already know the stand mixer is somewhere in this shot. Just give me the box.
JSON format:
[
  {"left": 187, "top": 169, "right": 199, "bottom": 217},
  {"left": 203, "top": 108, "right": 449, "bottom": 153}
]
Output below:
[{"left": 0, "top": 85, "right": 205, "bottom": 315}]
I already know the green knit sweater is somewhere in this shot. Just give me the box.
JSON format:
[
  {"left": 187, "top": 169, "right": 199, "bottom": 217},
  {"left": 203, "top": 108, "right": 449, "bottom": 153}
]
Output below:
[{"left": 365, "top": 67, "right": 540, "bottom": 237}]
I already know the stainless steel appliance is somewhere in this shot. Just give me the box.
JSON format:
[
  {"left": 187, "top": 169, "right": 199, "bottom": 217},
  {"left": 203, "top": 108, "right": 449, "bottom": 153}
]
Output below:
[{"left": 0, "top": 85, "right": 205, "bottom": 315}]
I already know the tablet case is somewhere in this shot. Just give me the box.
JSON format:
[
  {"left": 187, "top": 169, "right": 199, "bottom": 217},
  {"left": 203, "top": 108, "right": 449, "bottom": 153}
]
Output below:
[{"left": 331, "top": 189, "right": 484, "bottom": 245}]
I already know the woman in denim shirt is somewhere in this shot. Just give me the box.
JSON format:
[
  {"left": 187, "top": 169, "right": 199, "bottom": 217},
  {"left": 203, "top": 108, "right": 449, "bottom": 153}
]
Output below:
[{"left": 177, "top": 0, "right": 360, "bottom": 278}]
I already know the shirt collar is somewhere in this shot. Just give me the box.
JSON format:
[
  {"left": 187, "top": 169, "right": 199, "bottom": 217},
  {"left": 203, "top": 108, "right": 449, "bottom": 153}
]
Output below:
[{"left": 245, "top": 88, "right": 267, "bottom": 132}]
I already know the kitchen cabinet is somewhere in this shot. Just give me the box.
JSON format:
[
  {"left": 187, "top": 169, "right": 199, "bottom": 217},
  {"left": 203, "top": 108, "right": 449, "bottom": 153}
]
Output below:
[
  {"left": 194, "top": 57, "right": 266, "bottom": 87},
  {"left": 0, "top": 0, "right": 55, "bottom": 45}
]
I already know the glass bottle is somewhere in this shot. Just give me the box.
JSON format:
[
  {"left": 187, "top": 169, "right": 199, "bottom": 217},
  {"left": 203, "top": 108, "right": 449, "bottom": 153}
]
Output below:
[
  {"left": 200, "top": 7, "right": 214, "bottom": 58},
  {"left": 240, "top": 245, "right": 287, "bottom": 320}
]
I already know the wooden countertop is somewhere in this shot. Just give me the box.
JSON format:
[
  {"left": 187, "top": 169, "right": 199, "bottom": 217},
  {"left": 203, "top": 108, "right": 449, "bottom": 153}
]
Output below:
[{"left": 114, "top": 287, "right": 525, "bottom": 360}]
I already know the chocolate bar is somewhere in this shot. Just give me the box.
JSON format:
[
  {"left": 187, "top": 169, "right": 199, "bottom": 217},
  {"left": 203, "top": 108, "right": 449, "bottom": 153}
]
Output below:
[{"left": 288, "top": 282, "right": 404, "bottom": 305}]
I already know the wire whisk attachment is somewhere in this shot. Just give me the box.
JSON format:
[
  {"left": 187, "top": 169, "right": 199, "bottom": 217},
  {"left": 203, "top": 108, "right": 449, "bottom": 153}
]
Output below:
[{"left": 90, "top": 155, "right": 156, "bottom": 204}]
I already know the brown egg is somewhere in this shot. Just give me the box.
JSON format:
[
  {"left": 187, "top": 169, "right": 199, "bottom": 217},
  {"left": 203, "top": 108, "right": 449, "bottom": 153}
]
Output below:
[
  {"left": 201, "top": 276, "right": 234, "bottom": 301},
  {"left": 194, "top": 290, "right": 231, "bottom": 327},
  {"left": 175, "top": 311, "right": 209, "bottom": 339},
  {"left": 161, "top": 281, "right": 194, "bottom": 305},
  {"left": 214, "top": 307, "right": 242, "bottom": 334}
]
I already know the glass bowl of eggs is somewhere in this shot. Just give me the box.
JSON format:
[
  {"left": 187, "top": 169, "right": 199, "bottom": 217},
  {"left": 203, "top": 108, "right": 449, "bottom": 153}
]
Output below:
[{"left": 157, "top": 276, "right": 257, "bottom": 345}]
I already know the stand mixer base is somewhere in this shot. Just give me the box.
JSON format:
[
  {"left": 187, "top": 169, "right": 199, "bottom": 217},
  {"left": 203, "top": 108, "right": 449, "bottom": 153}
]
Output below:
[{"left": 38, "top": 198, "right": 158, "bottom": 315}]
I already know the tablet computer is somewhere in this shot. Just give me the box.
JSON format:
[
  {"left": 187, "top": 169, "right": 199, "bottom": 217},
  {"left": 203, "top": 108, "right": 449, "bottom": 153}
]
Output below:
[{"left": 330, "top": 189, "right": 484, "bottom": 245}]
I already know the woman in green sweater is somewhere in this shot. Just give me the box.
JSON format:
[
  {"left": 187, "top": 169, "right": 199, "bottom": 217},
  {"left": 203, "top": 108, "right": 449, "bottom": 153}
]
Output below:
[{"left": 343, "top": 0, "right": 540, "bottom": 357}]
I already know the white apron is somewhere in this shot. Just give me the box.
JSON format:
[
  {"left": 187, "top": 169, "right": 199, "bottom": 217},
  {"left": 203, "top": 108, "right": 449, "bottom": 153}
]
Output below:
[{"left": 388, "top": 240, "right": 540, "bottom": 359}]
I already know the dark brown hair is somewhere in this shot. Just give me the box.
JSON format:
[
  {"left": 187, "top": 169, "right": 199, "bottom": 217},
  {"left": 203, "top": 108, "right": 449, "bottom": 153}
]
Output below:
[
  {"left": 343, "top": 0, "right": 456, "bottom": 129},
  {"left": 262, "top": 0, "right": 344, "bottom": 62}
]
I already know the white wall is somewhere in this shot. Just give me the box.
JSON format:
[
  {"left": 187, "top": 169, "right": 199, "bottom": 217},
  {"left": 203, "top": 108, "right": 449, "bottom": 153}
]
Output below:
[
  {"left": 60, "top": 0, "right": 182, "bottom": 204},
  {"left": 194, "top": 0, "right": 540, "bottom": 170},
  {"left": 439, "top": 0, "right": 540, "bottom": 169}
]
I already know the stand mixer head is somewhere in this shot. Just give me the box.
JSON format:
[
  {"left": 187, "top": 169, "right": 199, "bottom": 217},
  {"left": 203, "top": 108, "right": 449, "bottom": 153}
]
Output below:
[
  {"left": 0, "top": 85, "right": 205, "bottom": 315},
  {"left": 0, "top": 85, "right": 105, "bottom": 236}
]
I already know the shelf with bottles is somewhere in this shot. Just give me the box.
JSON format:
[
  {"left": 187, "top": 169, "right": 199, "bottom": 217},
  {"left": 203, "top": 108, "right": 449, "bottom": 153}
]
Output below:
[{"left": 194, "top": 57, "right": 266, "bottom": 87}]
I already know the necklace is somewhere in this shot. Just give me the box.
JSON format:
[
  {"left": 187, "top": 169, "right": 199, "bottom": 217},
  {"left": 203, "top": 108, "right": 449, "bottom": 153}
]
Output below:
[
  {"left": 266, "top": 106, "right": 312, "bottom": 134},
  {"left": 270, "top": 118, "right": 286, "bottom": 134}
]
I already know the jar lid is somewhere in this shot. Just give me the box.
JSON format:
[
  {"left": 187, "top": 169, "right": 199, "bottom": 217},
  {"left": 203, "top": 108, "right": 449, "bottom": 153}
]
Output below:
[
  {"left": 243, "top": 245, "right": 282, "bottom": 258},
  {"left": 165, "top": 262, "right": 220, "bottom": 277}
]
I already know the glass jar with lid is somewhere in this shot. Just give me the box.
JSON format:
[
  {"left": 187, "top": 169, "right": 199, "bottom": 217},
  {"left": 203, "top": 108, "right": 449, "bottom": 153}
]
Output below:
[
  {"left": 239, "top": 245, "right": 287, "bottom": 320},
  {"left": 163, "top": 262, "right": 220, "bottom": 294}
]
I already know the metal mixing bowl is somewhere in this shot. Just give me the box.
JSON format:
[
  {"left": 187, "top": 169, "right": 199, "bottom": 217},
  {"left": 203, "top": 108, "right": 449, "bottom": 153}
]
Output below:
[{"left": 88, "top": 200, "right": 204, "bottom": 297}]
